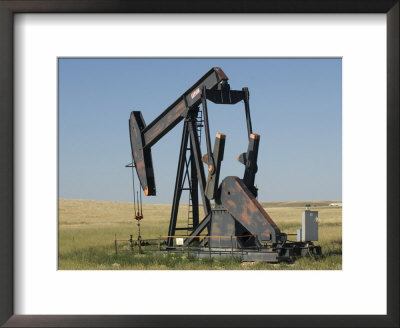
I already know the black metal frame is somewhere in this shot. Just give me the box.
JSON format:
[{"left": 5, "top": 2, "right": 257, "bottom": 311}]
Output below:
[
  {"left": 167, "top": 111, "right": 210, "bottom": 246},
  {"left": 129, "top": 69, "right": 259, "bottom": 247},
  {"left": 165, "top": 81, "right": 271, "bottom": 248},
  {"left": 0, "top": 0, "right": 398, "bottom": 327}
]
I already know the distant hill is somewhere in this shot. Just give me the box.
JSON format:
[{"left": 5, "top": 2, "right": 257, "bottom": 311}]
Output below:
[{"left": 259, "top": 200, "right": 342, "bottom": 208}]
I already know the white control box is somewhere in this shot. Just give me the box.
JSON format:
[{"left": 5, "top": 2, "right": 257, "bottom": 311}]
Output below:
[{"left": 302, "top": 210, "right": 319, "bottom": 241}]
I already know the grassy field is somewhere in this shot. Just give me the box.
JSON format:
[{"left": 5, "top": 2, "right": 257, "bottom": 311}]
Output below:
[{"left": 58, "top": 199, "right": 342, "bottom": 270}]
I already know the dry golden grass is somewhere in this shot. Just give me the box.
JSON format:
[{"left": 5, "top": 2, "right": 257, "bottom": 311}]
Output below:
[{"left": 58, "top": 199, "right": 342, "bottom": 270}]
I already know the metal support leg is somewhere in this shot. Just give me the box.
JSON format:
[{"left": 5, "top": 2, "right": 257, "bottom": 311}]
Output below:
[
  {"left": 167, "top": 121, "right": 189, "bottom": 247},
  {"left": 201, "top": 86, "right": 215, "bottom": 173},
  {"left": 190, "top": 147, "right": 199, "bottom": 229},
  {"left": 243, "top": 87, "right": 253, "bottom": 139},
  {"left": 187, "top": 119, "right": 211, "bottom": 217}
]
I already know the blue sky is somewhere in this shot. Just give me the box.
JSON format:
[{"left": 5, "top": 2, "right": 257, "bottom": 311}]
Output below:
[{"left": 58, "top": 58, "right": 342, "bottom": 203}]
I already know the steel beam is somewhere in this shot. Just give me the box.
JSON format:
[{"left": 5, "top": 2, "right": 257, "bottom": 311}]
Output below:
[{"left": 167, "top": 121, "right": 189, "bottom": 247}]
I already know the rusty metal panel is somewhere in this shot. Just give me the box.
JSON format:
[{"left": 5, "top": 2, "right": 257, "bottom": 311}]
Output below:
[
  {"left": 129, "top": 111, "right": 155, "bottom": 195},
  {"left": 209, "top": 209, "right": 235, "bottom": 247},
  {"left": 220, "top": 176, "right": 281, "bottom": 243}
]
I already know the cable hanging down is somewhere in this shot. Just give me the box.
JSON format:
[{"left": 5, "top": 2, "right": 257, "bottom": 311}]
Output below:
[
  {"left": 126, "top": 154, "right": 144, "bottom": 247},
  {"left": 126, "top": 155, "right": 144, "bottom": 222}
]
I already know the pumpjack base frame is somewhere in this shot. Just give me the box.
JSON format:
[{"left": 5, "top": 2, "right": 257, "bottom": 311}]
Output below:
[{"left": 161, "top": 242, "right": 322, "bottom": 263}]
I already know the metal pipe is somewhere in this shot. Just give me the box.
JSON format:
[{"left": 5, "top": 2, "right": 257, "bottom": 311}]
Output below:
[{"left": 243, "top": 87, "right": 253, "bottom": 139}]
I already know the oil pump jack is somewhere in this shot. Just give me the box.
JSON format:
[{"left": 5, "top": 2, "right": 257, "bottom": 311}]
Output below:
[{"left": 129, "top": 67, "right": 321, "bottom": 262}]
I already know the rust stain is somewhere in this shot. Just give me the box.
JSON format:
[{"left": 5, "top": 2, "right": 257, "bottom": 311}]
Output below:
[
  {"left": 221, "top": 176, "right": 280, "bottom": 240},
  {"left": 226, "top": 199, "right": 236, "bottom": 209},
  {"left": 175, "top": 101, "right": 185, "bottom": 111},
  {"left": 172, "top": 101, "right": 186, "bottom": 114},
  {"left": 142, "top": 101, "right": 186, "bottom": 145},
  {"left": 240, "top": 204, "right": 252, "bottom": 224},
  {"left": 153, "top": 122, "right": 164, "bottom": 135},
  {"left": 146, "top": 122, "right": 165, "bottom": 143},
  {"left": 135, "top": 158, "right": 144, "bottom": 170},
  {"left": 214, "top": 67, "right": 228, "bottom": 80},
  {"left": 235, "top": 178, "right": 278, "bottom": 229}
]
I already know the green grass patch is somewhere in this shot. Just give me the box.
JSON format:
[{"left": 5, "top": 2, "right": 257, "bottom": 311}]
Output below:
[{"left": 58, "top": 199, "right": 342, "bottom": 270}]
